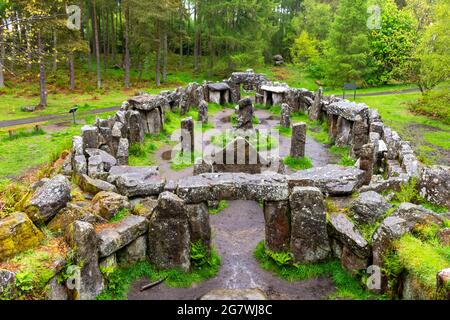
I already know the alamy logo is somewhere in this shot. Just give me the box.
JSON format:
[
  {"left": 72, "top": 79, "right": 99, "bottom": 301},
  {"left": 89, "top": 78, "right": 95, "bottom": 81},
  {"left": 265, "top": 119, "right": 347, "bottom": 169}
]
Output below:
[{"left": 66, "top": 5, "right": 81, "bottom": 31}]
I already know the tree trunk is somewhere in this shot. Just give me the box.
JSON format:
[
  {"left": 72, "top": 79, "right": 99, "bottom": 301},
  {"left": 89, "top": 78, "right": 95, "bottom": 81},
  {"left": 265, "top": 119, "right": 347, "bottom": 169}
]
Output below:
[
  {"left": 179, "top": 3, "right": 183, "bottom": 68},
  {"left": 163, "top": 32, "right": 168, "bottom": 82},
  {"left": 124, "top": 0, "right": 130, "bottom": 88},
  {"left": 53, "top": 30, "right": 58, "bottom": 72},
  {"left": 26, "top": 25, "right": 32, "bottom": 71},
  {"left": 38, "top": 32, "right": 47, "bottom": 108},
  {"left": 103, "top": 6, "right": 109, "bottom": 72},
  {"left": 92, "top": 0, "right": 102, "bottom": 88},
  {"left": 0, "top": 26, "right": 4, "bottom": 88},
  {"left": 155, "top": 24, "right": 162, "bottom": 87},
  {"left": 194, "top": 1, "right": 200, "bottom": 72},
  {"left": 69, "top": 53, "right": 75, "bottom": 91}
]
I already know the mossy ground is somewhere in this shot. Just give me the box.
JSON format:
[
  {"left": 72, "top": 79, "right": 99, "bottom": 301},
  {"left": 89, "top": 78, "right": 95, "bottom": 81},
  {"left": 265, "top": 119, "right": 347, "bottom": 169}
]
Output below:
[
  {"left": 97, "top": 249, "right": 221, "bottom": 300},
  {"left": 283, "top": 156, "right": 313, "bottom": 171},
  {"left": 254, "top": 242, "right": 383, "bottom": 300},
  {"left": 208, "top": 200, "right": 229, "bottom": 215}
]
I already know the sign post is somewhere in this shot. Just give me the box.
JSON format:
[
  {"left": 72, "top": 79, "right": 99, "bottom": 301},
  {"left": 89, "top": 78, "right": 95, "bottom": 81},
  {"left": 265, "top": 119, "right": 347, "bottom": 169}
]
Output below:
[
  {"left": 69, "top": 107, "right": 78, "bottom": 125},
  {"left": 343, "top": 83, "right": 357, "bottom": 100}
]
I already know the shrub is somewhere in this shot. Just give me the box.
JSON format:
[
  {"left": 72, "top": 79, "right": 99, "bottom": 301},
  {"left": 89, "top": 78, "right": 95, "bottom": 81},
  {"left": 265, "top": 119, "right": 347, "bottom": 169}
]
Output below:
[{"left": 283, "top": 156, "right": 313, "bottom": 170}]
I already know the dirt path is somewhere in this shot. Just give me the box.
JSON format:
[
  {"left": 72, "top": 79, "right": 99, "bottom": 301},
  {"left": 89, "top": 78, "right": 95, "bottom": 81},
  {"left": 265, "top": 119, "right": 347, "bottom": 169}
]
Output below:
[
  {"left": 127, "top": 108, "right": 338, "bottom": 300},
  {"left": 128, "top": 200, "right": 335, "bottom": 300}
]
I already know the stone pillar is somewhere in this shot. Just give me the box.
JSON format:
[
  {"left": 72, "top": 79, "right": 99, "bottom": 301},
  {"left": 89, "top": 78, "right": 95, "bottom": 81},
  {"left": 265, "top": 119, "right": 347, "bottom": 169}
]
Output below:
[
  {"left": 280, "top": 103, "right": 291, "bottom": 128},
  {"left": 290, "top": 122, "right": 306, "bottom": 158},
  {"left": 186, "top": 203, "right": 211, "bottom": 249},
  {"left": 360, "top": 143, "right": 374, "bottom": 185},
  {"left": 327, "top": 114, "right": 338, "bottom": 144},
  {"left": 350, "top": 115, "right": 369, "bottom": 158},
  {"left": 125, "top": 110, "right": 144, "bottom": 144},
  {"left": 148, "top": 192, "right": 191, "bottom": 272},
  {"left": 289, "top": 187, "right": 330, "bottom": 263},
  {"left": 308, "top": 87, "right": 323, "bottom": 121},
  {"left": 198, "top": 100, "right": 209, "bottom": 124},
  {"left": 81, "top": 125, "right": 99, "bottom": 150},
  {"left": 65, "top": 221, "right": 104, "bottom": 300},
  {"left": 264, "top": 201, "right": 290, "bottom": 252},
  {"left": 116, "top": 138, "right": 129, "bottom": 166},
  {"left": 181, "top": 117, "right": 194, "bottom": 155},
  {"left": 335, "top": 116, "right": 352, "bottom": 146},
  {"left": 235, "top": 97, "right": 254, "bottom": 130}
]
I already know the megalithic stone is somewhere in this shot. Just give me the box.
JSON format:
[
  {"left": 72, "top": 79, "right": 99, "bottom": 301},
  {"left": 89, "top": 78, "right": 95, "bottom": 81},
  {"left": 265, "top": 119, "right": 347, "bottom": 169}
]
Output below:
[
  {"left": 181, "top": 117, "right": 194, "bottom": 156},
  {"left": 360, "top": 143, "right": 375, "bottom": 185},
  {"left": 290, "top": 122, "right": 306, "bottom": 158},
  {"left": 280, "top": 103, "right": 291, "bottom": 128},
  {"left": 309, "top": 87, "right": 323, "bottom": 121}
]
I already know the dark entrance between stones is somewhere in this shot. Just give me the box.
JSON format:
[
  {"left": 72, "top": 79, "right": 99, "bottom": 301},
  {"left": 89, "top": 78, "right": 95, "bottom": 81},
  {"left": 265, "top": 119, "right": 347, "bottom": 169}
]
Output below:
[
  {"left": 266, "top": 92, "right": 273, "bottom": 107},
  {"left": 220, "top": 91, "right": 227, "bottom": 105}
]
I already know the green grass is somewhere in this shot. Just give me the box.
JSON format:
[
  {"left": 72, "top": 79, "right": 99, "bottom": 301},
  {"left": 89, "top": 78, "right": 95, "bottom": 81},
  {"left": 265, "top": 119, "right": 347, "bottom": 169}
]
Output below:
[
  {"left": 211, "top": 130, "right": 278, "bottom": 151},
  {"left": 170, "top": 151, "right": 202, "bottom": 171},
  {"left": 97, "top": 249, "right": 221, "bottom": 300},
  {"left": 283, "top": 156, "right": 313, "bottom": 171},
  {"left": 128, "top": 133, "right": 168, "bottom": 167},
  {"left": 254, "top": 242, "right": 383, "bottom": 300},
  {"left": 351, "top": 92, "right": 450, "bottom": 165},
  {"left": 208, "top": 200, "right": 229, "bottom": 215},
  {"left": 109, "top": 208, "right": 130, "bottom": 223},
  {"left": 330, "top": 145, "right": 356, "bottom": 167},
  {"left": 0, "top": 113, "right": 116, "bottom": 179},
  {"left": 390, "top": 234, "right": 450, "bottom": 299}
]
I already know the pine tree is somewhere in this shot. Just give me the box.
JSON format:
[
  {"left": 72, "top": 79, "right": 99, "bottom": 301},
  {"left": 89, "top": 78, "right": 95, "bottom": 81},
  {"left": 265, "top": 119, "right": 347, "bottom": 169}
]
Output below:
[{"left": 323, "top": 0, "right": 372, "bottom": 86}]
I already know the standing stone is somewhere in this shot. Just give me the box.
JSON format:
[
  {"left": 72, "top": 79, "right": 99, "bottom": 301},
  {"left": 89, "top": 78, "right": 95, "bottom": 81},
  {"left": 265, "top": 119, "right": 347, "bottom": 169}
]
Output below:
[
  {"left": 280, "top": 103, "right": 291, "bottom": 128},
  {"left": 198, "top": 100, "right": 209, "bottom": 124},
  {"left": 290, "top": 122, "right": 306, "bottom": 158},
  {"left": 87, "top": 155, "right": 104, "bottom": 179},
  {"left": 328, "top": 114, "right": 338, "bottom": 144},
  {"left": 264, "top": 201, "right": 290, "bottom": 252},
  {"left": 350, "top": 191, "right": 392, "bottom": 225},
  {"left": 81, "top": 125, "right": 99, "bottom": 150},
  {"left": 235, "top": 97, "right": 254, "bottom": 130},
  {"left": 419, "top": 166, "right": 450, "bottom": 209},
  {"left": 116, "top": 138, "right": 129, "bottom": 166},
  {"left": 186, "top": 203, "right": 211, "bottom": 248},
  {"left": 335, "top": 116, "right": 352, "bottom": 146},
  {"left": 117, "top": 235, "right": 147, "bottom": 266},
  {"left": 126, "top": 110, "right": 144, "bottom": 144},
  {"left": 148, "top": 192, "right": 191, "bottom": 272},
  {"left": 360, "top": 143, "right": 374, "bottom": 185},
  {"left": 351, "top": 115, "right": 369, "bottom": 158},
  {"left": 0, "top": 269, "right": 16, "bottom": 297},
  {"left": 309, "top": 87, "right": 323, "bottom": 121},
  {"left": 26, "top": 175, "right": 72, "bottom": 224},
  {"left": 181, "top": 117, "right": 194, "bottom": 155},
  {"left": 289, "top": 187, "right": 330, "bottom": 263},
  {"left": 65, "top": 221, "right": 104, "bottom": 300}
]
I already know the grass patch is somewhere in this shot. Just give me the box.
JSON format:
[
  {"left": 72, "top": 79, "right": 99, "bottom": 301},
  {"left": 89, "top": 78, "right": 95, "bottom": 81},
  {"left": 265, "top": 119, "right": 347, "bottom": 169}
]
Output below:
[
  {"left": 109, "top": 208, "right": 130, "bottom": 223},
  {"left": 211, "top": 130, "right": 277, "bottom": 151},
  {"left": 389, "top": 234, "right": 450, "bottom": 299},
  {"left": 407, "top": 89, "right": 450, "bottom": 125},
  {"left": 254, "top": 242, "right": 382, "bottom": 300},
  {"left": 208, "top": 200, "right": 229, "bottom": 215},
  {"left": 128, "top": 134, "right": 167, "bottom": 167},
  {"left": 170, "top": 151, "right": 202, "bottom": 171},
  {"left": 0, "top": 238, "right": 69, "bottom": 299},
  {"left": 283, "top": 156, "right": 313, "bottom": 171},
  {"left": 330, "top": 145, "right": 356, "bottom": 167},
  {"left": 97, "top": 246, "right": 221, "bottom": 300}
]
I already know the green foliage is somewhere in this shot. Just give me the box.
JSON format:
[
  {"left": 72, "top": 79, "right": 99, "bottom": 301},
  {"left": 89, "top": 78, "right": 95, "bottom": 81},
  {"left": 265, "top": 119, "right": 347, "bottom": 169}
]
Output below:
[
  {"left": 254, "top": 242, "right": 382, "bottom": 300},
  {"left": 392, "top": 234, "right": 449, "bottom": 298},
  {"left": 170, "top": 151, "right": 201, "bottom": 171},
  {"left": 283, "top": 156, "right": 313, "bottom": 171},
  {"left": 394, "top": 178, "right": 420, "bottom": 203},
  {"left": 264, "top": 248, "right": 293, "bottom": 267},
  {"left": 290, "top": 31, "right": 319, "bottom": 67},
  {"left": 190, "top": 241, "right": 211, "bottom": 268},
  {"left": 208, "top": 200, "right": 229, "bottom": 215},
  {"left": 15, "top": 272, "right": 34, "bottom": 295},
  {"left": 97, "top": 250, "right": 221, "bottom": 300},
  {"left": 408, "top": 88, "right": 450, "bottom": 124},
  {"left": 322, "top": 0, "right": 372, "bottom": 86},
  {"left": 110, "top": 208, "right": 129, "bottom": 223},
  {"left": 330, "top": 145, "right": 356, "bottom": 167},
  {"left": 368, "top": 0, "right": 416, "bottom": 85},
  {"left": 0, "top": 181, "right": 32, "bottom": 219}
]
